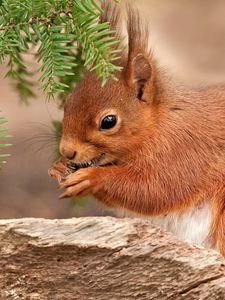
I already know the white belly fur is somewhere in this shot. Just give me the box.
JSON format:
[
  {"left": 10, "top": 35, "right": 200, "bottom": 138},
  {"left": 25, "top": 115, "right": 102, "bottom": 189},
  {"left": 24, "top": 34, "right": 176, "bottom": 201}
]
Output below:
[{"left": 116, "top": 201, "right": 212, "bottom": 248}]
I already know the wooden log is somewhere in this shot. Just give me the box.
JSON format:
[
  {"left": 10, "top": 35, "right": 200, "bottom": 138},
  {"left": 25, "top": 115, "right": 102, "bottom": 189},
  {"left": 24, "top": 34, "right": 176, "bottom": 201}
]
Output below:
[{"left": 0, "top": 217, "right": 225, "bottom": 299}]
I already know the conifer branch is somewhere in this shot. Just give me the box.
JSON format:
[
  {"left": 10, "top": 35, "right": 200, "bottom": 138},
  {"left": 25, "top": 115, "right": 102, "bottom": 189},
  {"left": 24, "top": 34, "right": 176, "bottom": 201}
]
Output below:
[{"left": 0, "top": 0, "right": 121, "bottom": 100}]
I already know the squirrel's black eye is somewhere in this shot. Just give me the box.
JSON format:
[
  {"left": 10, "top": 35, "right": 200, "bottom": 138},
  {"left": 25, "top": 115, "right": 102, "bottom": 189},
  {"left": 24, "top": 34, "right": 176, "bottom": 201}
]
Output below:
[{"left": 100, "top": 115, "right": 117, "bottom": 130}]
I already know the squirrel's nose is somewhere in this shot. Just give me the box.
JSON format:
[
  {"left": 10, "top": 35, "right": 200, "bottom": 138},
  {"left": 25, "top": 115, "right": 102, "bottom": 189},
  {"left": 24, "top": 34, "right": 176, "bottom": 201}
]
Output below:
[{"left": 60, "top": 146, "right": 76, "bottom": 160}]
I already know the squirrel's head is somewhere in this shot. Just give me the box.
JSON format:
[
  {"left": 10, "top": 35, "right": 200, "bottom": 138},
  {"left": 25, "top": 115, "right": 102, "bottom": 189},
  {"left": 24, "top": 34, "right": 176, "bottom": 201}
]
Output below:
[{"left": 60, "top": 4, "right": 159, "bottom": 167}]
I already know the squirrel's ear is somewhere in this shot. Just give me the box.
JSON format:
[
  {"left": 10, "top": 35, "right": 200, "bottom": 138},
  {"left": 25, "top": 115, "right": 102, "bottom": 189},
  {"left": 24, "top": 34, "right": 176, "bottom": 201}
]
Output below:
[
  {"left": 124, "top": 5, "right": 153, "bottom": 101},
  {"left": 127, "top": 54, "right": 152, "bottom": 101}
]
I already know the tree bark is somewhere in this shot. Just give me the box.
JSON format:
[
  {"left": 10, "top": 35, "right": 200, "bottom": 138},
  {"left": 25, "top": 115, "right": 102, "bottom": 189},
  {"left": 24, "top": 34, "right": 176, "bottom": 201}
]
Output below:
[{"left": 0, "top": 217, "right": 225, "bottom": 299}]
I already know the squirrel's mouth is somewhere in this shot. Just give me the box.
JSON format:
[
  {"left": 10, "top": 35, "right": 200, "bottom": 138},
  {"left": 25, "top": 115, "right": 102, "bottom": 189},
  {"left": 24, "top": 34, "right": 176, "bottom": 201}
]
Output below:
[{"left": 68, "top": 153, "right": 117, "bottom": 172}]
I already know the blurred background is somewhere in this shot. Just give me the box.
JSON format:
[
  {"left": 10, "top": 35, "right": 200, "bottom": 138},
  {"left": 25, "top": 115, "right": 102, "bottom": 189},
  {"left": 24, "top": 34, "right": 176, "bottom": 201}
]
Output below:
[{"left": 1, "top": 0, "right": 225, "bottom": 218}]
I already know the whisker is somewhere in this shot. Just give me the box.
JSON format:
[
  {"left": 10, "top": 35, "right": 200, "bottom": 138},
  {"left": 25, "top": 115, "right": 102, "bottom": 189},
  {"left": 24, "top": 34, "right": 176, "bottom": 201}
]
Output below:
[
  {"left": 25, "top": 121, "right": 56, "bottom": 131},
  {"left": 33, "top": 142, "right": 57, "bottom": 155}
]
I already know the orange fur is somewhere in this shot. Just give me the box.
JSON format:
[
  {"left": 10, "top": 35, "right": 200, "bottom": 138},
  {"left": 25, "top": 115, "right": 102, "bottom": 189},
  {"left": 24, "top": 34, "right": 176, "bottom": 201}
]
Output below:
[{"left": 49, "top": 2, "right": 225, "bottom": 256}]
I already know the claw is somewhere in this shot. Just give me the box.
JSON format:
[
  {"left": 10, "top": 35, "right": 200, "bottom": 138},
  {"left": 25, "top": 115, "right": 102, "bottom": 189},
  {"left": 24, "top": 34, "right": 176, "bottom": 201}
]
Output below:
[{"left": 59, "top": 192, "right": 70, "bottom": 199}]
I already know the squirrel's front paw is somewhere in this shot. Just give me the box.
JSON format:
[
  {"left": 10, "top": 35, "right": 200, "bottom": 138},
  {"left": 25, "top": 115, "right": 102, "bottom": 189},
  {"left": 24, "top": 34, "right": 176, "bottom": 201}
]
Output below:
[
  {"left": 59, "top": 167, "right": 100, "bottom": 199},
  {"left": 48, "top": 158, "right": 72, "bottom": 184}
]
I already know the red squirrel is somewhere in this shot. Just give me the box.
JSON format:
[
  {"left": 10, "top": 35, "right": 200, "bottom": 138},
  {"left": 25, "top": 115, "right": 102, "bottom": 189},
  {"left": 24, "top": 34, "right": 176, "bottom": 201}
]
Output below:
[{"left": 48, "top": 2, "right": 225, "bottom": 256}]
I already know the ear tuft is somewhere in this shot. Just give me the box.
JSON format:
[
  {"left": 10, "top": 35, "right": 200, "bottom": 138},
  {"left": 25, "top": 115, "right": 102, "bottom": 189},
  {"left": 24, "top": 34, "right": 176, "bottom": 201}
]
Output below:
[
  {"left": 124, "top": 4, "right": 154, "bottom": 101},
  {"left": 100, "top": 0, "right": 120, "bottom": 28}
]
